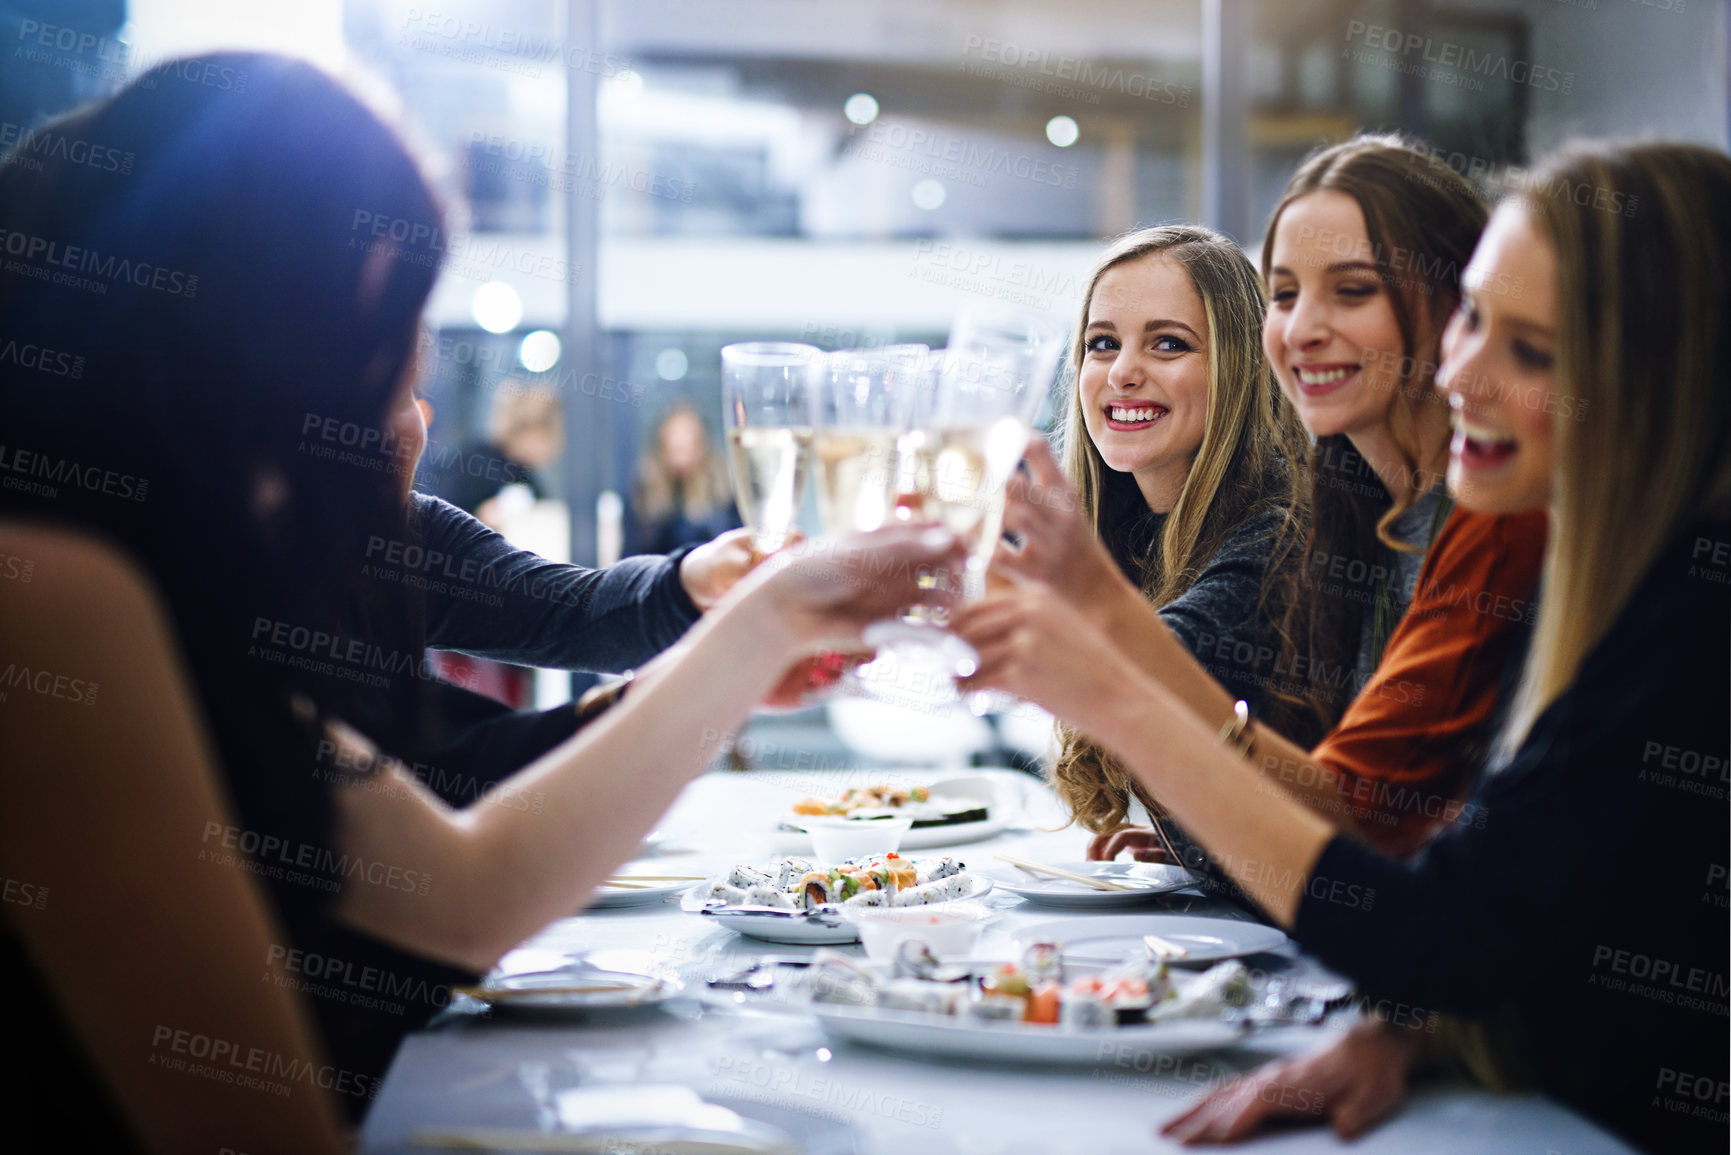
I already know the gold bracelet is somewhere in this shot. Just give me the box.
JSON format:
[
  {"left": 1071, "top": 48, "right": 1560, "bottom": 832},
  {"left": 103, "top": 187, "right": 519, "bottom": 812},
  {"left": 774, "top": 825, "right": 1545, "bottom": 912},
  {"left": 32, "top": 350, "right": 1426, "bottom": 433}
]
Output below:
[{"left": 1217, "top": 699, "right": 1254, "bottom": 759}]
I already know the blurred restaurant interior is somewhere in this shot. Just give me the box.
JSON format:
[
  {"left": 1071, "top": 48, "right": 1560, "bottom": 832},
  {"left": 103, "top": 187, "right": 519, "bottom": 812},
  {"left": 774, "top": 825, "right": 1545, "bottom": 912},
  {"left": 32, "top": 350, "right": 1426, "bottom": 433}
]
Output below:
[{"left": 9, "top": 0, "right": 1714, "bottom": 762}]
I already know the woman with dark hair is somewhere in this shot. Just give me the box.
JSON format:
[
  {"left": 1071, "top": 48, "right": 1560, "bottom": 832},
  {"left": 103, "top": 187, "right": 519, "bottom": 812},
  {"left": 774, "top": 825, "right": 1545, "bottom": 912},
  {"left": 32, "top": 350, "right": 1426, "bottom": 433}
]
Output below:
[
  {"left": 0, "top": 52, "right": 962, "bottom": 1147},
  {"left": 959, "top": 140, "right": 1730, "bottom": 1153}
]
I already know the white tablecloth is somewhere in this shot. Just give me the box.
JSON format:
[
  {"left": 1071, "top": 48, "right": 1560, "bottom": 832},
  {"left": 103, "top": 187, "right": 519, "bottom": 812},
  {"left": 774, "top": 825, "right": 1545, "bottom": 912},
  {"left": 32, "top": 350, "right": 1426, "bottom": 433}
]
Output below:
[{"left": 358, "top": 769, "right": 1635, "bottom": 1154}]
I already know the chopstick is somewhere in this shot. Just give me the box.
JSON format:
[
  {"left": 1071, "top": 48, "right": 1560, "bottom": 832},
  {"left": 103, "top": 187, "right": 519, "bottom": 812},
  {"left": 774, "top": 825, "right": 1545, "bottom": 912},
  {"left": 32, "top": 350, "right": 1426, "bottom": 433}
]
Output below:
[
  {"left": 601, "top": 880, "right": 655, "bottom": 889},
  {"left": 412, "top": 1128, "right": 792, "bottom": 1153},
  {"left": 995, "top": 854, "right": 1135, "bottom": 892},
  {"left": 1144, "top": 933, "right": 1191, "bottom": 960}
]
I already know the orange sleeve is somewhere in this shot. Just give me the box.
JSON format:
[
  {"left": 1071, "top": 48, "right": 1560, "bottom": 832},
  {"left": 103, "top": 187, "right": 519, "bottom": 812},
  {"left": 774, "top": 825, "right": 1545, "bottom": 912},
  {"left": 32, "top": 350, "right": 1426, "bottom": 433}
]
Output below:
[{"left": 1310, "top": 508, "right": 1548, "bottom": 855}]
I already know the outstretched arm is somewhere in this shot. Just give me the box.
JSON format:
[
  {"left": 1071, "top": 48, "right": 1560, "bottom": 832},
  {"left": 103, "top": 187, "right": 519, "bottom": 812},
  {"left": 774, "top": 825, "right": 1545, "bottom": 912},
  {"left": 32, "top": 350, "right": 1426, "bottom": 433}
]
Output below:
[
  {"left": 955, "top": 587, "right": 1334, "bottom": 924},
  {"left": 332, "top": 525, "right": 966, "bottom": 971},
  {"left": 412, "top": 493, "right": 757, "bottom": 672},
  {"left": 972, "top": 440, "right": 1369, "bottom": 829}
]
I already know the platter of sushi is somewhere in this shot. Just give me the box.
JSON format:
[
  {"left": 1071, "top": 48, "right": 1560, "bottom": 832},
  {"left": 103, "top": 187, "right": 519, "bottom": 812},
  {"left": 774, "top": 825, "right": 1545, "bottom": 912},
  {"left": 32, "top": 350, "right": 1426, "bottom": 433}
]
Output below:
[
  {"left": 683, "top": 854, "right": 992, "bottom": 945},
  {"left": 767, "top": 776, "right": 1010, "bottom": 853},
  {"left": 718, "top": 941, "right": 1252, "bottom": 1064}
]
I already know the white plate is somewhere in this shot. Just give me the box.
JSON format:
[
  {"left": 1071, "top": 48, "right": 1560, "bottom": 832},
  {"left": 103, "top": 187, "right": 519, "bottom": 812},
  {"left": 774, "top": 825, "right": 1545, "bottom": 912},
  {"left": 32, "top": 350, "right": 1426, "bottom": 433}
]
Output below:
[
  {"left": 808, "top": 1002, "right": 1242, "bottom": 1064},
  {"left": 681, "top": 874, "right": 995, "bottom": 946},
  {"left": 742, "top": 960, "right": 1242, "bottom": 1065},
  {"left": 767, "top": 775, "right": 1010, "bottom": 853},
  {"left": 1015, "top": 914, "right": 1289, "bottom": 965},
  {"left": 585, "top": 872, "right": 699, "bottom": 914},
  {"left": 471, "top": 968, "right": 682, "bottom": 1014},
  {"left": 982, "top": 861, "right": 1196, "bottom": 908}
]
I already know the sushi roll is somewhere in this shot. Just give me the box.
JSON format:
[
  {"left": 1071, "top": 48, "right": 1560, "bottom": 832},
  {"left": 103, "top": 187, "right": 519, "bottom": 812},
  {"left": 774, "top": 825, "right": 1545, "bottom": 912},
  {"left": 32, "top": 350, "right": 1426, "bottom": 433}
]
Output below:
[
  {"left": 775, "top": 857, "right": 815, "bottom": 888},
  {"left": 883, "top": 857, "right": 918, "bottom": 891},
  {"left": 807, "top": 951, "right": 880, "bottom": 1007},
  {"left": 914, "top": 856, "right": 963, "bottom": 885},
  {"left": 727, "top": 864, "right": 773, "bottom": 889},
  {"left": 890, "top": 875, "right": 971, "bottom": 907},
  {"left": 837, "top": 869, "right": 883, "bottom": 900},
  {"left": 1020, "top": 941, "right": 1065, "bottom": 986},
  {"left": 841, "top": 889, "right": 887, "bottom": 908},
  {"left": 743, "top": 883, "right": 796, "bottom": 910},
  {"left": 1147, "top": 961, "right": 1250, "bottom": 1023},
  {"left": 1059, "top": 987, "right": 1114, "bottom": 1030},
  {"left": 797, "top": 871, "right": 837, "bottom": 910},
  {"left": 878, "top": 979, "right": 962, "bottom": 1016},
  {"left": 704, "top": 880, "right": 749, "bottom": 905}
]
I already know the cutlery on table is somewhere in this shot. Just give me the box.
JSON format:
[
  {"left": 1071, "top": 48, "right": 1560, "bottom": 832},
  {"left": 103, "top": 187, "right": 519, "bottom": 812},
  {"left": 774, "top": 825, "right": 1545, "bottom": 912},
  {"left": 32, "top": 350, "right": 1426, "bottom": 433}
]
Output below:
[
  {"left": 994, "top": 854, "right": 1135, "bottom": 892},
  {"left": 1143, "top": 933, "right": 1191, "bottom": 961}
]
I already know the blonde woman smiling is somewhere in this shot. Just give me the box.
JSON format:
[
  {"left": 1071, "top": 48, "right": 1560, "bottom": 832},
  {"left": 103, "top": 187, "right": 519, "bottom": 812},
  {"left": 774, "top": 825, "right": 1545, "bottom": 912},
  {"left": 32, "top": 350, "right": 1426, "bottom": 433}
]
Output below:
[{"left": 1004, "top": 226, "right": 1314, "bottom": 850}]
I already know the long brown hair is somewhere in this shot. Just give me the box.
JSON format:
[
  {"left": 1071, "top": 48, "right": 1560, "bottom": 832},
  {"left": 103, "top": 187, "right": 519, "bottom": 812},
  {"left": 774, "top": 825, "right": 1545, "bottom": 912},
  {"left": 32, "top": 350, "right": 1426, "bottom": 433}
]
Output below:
[
  {"left": 1261, "top": 134, "right": 1487, "bottom": 735},
  {"left": 1052, "top": 225, "right": 1311, "bottom": 834},
  {"left": 1504, "top": 142, "right": 1731, "bottom": 747}
]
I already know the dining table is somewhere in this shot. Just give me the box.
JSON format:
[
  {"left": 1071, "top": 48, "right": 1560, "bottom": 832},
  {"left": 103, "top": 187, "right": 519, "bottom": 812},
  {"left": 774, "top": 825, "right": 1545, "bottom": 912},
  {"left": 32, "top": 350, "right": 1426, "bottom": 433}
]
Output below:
[{"left": 359, "top": 767, "right": 1637, "bottom": 1154}]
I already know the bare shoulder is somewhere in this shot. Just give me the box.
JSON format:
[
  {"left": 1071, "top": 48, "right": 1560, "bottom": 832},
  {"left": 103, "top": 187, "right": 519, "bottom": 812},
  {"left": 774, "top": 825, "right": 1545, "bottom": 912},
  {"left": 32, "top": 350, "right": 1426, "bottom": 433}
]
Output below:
[{"left": 0, "top": 520, "right": 168, "bottom": 634}]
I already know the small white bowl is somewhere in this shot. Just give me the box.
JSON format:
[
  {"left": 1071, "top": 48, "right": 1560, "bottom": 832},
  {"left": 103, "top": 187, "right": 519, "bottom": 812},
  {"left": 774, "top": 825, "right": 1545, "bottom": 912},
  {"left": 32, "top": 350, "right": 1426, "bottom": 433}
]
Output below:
[
  {"left": 803, "top": 815, "right": 913, "bottom": 865},
  {"left": 849, "top": 901, "right": 998, "bottom": 963}
]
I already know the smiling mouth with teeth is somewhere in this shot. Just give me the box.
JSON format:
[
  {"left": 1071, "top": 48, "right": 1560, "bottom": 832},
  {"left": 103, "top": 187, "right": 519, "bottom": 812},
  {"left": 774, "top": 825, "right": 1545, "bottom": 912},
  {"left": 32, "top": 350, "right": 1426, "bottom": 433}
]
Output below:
[
  {"left": 1453, "top": 418, "right": 1519, "bottom": 466},
  {"left": 1107, "top": 403, "right": 1167, "bottom": 425},
  {"left": 1293, "top": 365, "right": 1358, "bottom": 389}
]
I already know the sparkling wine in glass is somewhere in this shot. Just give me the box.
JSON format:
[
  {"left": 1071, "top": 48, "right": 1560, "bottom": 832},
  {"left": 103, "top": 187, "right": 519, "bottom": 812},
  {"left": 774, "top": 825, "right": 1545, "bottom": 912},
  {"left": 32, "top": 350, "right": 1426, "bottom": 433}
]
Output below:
[
  {"left": 720, "top": 342, "right": 820, "bottom": 553},
  {"left": 926, "top": 304, "right": 1065, "bottom": 599},
  {"left": 812, "top": 344, "right": 928, "bottom": 535},
  {"left": 852, "top": 307, "right": 1064, "bottom": 705}
]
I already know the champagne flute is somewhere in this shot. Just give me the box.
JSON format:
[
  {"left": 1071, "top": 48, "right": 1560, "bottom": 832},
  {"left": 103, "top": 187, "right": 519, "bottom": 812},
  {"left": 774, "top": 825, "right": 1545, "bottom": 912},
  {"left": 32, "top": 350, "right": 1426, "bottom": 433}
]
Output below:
[
  {"left": 923, "top": 303, "right": 1065, "bottom": 599},
  {"left": 767, "top": 345, "right": 931, "bottom": 709},
  {"left": 720, "top": 341, "right": 820, "bottom": 553},
  {"left": 854, "top": 306, "right": 1064, "bottom": 705},
  {"left": 812, "top": 344, "right": 928, "bottom": 535}
]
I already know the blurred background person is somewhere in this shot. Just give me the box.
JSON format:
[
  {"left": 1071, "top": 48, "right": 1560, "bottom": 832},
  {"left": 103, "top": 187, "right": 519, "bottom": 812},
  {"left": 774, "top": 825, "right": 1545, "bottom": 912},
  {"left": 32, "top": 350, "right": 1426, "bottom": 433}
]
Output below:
[
  {"left": 628, "top": 402, "right": 741, "bottom": 556},
  {"left": 418, "top": 384, "right": 563, "bottom": 527}
]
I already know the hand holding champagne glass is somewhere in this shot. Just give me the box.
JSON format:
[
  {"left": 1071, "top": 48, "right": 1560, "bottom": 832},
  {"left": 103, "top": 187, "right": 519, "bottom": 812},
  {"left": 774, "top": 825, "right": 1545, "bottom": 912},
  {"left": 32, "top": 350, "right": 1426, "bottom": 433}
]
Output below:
[
  {"left": 812, "top": 344, "right": 929, "bottom": 536},
  {"left": 855, "top": 304, "right": 1063, "bottom": 696},
  {"left": 913, "top": 303, "right": 1065, "bottom": 600},
  {"left": 765, "top": 344, "right": 929, "bottom": 709}
]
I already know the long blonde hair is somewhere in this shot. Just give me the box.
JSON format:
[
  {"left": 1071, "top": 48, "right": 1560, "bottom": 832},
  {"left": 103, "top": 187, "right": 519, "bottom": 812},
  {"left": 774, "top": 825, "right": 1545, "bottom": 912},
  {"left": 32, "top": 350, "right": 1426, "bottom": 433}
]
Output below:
[
  {"left": 1053, "top": 225, "right": 1311, "bottom": 834},
  {"left": 1504, "top": 142, "right": 1731, "bottom": 747}
]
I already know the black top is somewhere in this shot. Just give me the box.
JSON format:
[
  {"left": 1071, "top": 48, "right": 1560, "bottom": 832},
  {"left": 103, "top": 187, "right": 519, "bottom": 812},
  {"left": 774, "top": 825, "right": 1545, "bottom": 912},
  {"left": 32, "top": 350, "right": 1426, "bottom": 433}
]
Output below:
[
  {"left": 1295, "top": 520, "right": 1731, "bottom": 1154},
  {"left": 410, "top": 492, "right": 701, "bottom": 673},
  {"left": 415, "top": 437, "right": 543, "bottom": 515},
  {"left": 1130, "top": 504, "right": 1299, "bottom": 903},
  {"left": 1152, "top": 502, "right": 1290, "bottom": 718},
  {"left": 627, "top": 488, "right": 743, "bottom": 557}
]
